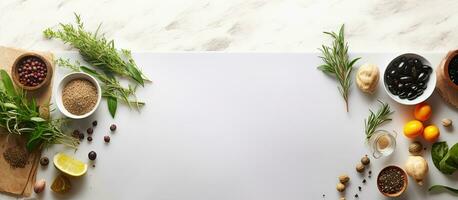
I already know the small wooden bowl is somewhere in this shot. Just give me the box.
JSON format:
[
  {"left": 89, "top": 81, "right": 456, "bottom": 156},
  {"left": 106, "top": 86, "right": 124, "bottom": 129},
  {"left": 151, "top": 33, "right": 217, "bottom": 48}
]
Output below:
[
  {"left": 11, "top": 52, "right": 53, "bottom": 91},
  {"left": 377, "top": 165, "right": 408, "bottom": 197}
]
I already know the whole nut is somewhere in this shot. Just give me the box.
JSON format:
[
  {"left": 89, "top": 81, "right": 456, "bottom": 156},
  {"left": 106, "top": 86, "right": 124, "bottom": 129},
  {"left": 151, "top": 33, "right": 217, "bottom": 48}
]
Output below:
[
  {"left": 340, "top": 198, "right": 346, "bottom": 200},
  {"left": 361, "top": 155, "right": 370, "bottom": 165},
  {"left": 442, "top": 118, "right": 453, "bottom": 127},
  {"left": 339, "top": 174, "right": 350, "bottom": 184},
  {"left": 409, "top": 141, "right": 423, "bottom": 155},
  {"left": 336, "top": 182, "right": 346, "bottom": 192},
  {"left": 34, "top": 179, "right": 46, "bottom": 194},
  {"left": 356, "top": 163, "right": 365, "bottom": 173}
]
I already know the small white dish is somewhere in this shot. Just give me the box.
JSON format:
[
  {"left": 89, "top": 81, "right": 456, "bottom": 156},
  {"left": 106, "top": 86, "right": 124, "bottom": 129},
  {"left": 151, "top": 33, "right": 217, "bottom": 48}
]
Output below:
[
  {"left": 56, "top": 72, "right": 102, "bottom": 119},
  {"left": 383, "top": 53, "right": 436, "bottom": 105}
]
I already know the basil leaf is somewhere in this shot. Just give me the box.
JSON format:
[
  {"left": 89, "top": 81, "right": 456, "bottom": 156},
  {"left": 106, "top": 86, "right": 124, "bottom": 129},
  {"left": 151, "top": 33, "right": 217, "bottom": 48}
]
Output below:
[
  {"left": 432, "top": 142, "right": 449, "bottom": 171},
  {"left": 439, "top": 153, "right": 457, "bottom": 175},
  {"left": 0, "top": 70, "right": 17, "bottom": 97},
  {"left": 429, "top": 185, "right": 458, "bottom": 194},
  {"left": 107, "top": 96, "right": 117, "bottom": 118},
  {"left": 448, "top": 143, "right": 458, "bottom": 165}
]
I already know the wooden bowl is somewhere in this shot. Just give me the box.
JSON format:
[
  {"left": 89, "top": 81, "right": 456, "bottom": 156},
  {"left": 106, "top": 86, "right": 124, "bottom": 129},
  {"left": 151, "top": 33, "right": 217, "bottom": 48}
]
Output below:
[
  {"left": 437, "top": 50, "right": 458, "bottom": 108},
  {"left": 377, "top": 165, "right": 408, "bottom": 197},
  {"left": 11, "top": 52, "right": 53, "bottom": 91}
]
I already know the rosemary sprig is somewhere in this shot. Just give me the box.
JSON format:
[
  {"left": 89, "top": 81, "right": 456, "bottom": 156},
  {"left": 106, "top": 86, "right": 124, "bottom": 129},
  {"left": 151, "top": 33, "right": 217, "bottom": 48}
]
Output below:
[
  {"left": 365, "top": 101, "right": 394, "bottom": 140},
  {"left": 318, "top": 24, "right": 360, "bottom": 112},
  {"left": 56, "top": 58, "right": 144, "bottom": 118},
  {"left": 0, "top": 70, "right": 78, "bottom": 151},
  {"left": 43, "top": 13, "right": 149, "bottom": 86}
]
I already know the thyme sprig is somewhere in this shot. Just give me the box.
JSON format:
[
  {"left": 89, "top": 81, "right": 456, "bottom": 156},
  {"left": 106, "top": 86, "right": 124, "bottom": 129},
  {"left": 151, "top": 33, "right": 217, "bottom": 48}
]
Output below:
[
  {"left": 43, "top": 13, "right": 149, "bottom": 86},
  {"left": 0, "top": 70, "right": 78, "bottom": 151},
  {"left": 365, "top": 101, "right": 394, "bottom": 140},
  {"left": 56, "top": 58, "right": 144, "bottom": 118},
  {"left": 318, "top": 24, "right": 360, "bottom": 112}
]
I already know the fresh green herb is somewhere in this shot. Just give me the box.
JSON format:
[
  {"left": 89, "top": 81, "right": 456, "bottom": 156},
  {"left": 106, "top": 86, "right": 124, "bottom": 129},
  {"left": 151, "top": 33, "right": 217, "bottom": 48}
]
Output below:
[
  {"left": 429, "top": 185, "right": 458, "bottom": 194},
  {"left": 0, "top": 70, "right": 78, "bottom": 151},
  {"left": 43, "top": 13, "right": 149, "bottom": 86},
  {"left": 431, "top": 141, "right": 458, "bottom": 175},
  {"left": 56, "top": 58, "right": 144, "bottom": 118},
  {"left": 364, "top": 100, "right": 394, "bottom": 140},
  {"left": 318, "top": 24, "right": 360, "bottom": 112}
]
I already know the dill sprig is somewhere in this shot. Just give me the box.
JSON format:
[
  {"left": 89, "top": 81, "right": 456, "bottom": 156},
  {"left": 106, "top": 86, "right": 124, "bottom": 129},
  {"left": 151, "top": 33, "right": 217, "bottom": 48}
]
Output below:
[
  {"left": 318, "top": 24, "right": 360, "bottom": 112},
  {"left": 0, "top": 70, "right": 78, "bottom": 151},
  {"left": 365, "top": 101, "right": 394, "bottom": 140},
  {"left": 43, "top": 13, "right": 149, "bottom": 86}
]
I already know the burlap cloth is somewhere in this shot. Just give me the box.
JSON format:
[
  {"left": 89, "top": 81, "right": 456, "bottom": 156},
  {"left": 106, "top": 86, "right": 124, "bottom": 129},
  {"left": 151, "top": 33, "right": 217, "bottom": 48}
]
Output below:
[{"left": 0, "top": 46, "right": 54, "bottom": 197}]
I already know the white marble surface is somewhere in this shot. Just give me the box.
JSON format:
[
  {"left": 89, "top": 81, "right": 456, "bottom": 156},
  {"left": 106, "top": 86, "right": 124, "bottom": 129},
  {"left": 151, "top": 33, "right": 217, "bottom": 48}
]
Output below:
[{"left": 1, "top": 0, "right": 458, "bottom": 52}]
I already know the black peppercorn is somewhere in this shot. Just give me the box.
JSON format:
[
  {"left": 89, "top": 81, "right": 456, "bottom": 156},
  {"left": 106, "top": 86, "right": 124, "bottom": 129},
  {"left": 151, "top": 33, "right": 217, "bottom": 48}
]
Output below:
[
  {"left": 88, "top": 151, "right": 97, "bottom": 160},
  {"left": 358, "top": 186, "right": 361, "bottom": 191},
  {"left": 87, "top": 128, "right": 94, "bottom": 134},
  {"left": 110, "top": 124, "right": 117, "bottom": 131},
  {"left": 79, "top": 133, "right": 84, "bottom": 140},
  {"left": 362, "top": 179, "right": 366, "bottom": 183},
  {"left": 355, "top": 194, "right": 358, "bottom": 198},
  {"left": 39, "top": 157, "right": 49, "bottom": 166},
  {"left": 92, "top": 120, "right": 98, "bottom": 126},
  {"left": 104, "top": 135, "right": 110, "bottom": 143},
  {"left": 87, "top": 136, "right": 93, "bottom": 142},
  {"left": 72, "top": 130, "right": 80, "bottom": 138}
]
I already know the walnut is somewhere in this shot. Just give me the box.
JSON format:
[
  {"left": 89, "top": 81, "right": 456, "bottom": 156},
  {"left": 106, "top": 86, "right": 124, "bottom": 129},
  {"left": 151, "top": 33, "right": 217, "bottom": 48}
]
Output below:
[{"left": 356, "top": 63, "right": 379, "bottom": 93}]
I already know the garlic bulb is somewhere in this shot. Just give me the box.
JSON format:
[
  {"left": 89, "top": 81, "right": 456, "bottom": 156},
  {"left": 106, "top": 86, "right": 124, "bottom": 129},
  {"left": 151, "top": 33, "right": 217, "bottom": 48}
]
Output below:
[
  {"left": 404, "top": 155, "right": 428, "bottom": 185},
  {"left": 356, "top": 63, "right": 379, "bottom": 93}
]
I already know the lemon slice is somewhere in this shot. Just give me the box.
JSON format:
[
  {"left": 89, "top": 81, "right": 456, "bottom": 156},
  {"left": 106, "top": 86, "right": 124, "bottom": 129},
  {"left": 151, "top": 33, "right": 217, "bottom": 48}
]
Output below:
[{"left": 53, "top": 153, "right": 87, "bottom": 177}]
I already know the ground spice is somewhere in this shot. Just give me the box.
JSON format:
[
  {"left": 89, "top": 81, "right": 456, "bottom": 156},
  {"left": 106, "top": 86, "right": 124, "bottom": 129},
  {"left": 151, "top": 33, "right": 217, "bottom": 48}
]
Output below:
[
  {"left": 62, "top": 79, "right": 97, "bottom": 115},
  {"left": 377, "top": 167, "right": 405, "bottom": 194},
  {"left": 3, "top": 146, "right": 29, "bottom": 168}
]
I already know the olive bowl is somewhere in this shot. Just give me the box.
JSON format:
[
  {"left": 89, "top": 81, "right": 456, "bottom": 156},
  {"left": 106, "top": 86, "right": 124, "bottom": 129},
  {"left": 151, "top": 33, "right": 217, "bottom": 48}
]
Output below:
[
  {"left": 11, "top": 52, "right": 53, "bottom": 91},
  {"left": 383, "top": 53, "right": 436, "bottom": 105}
]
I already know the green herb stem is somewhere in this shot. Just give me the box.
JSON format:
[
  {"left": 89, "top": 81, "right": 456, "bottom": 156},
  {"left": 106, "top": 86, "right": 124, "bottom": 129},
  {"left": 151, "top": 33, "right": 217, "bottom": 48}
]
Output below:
[
  {"left": 318, "top": 24, "right": 360, "bottom": 112},
  {"left": 364, "top": 100, "right": 394, "bottom": 140}
]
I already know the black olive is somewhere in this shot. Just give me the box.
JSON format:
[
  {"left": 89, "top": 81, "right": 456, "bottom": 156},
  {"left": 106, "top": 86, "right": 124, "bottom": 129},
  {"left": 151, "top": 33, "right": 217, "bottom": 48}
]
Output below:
[{"left": 400, "top": 76, "right": 412, "bottom": 83}]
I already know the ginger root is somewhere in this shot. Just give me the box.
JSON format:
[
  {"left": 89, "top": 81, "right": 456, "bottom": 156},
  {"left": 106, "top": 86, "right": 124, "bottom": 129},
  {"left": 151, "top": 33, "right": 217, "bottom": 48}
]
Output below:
[{"left": 405, "top": 155, "right": 428, "bottom": 185}]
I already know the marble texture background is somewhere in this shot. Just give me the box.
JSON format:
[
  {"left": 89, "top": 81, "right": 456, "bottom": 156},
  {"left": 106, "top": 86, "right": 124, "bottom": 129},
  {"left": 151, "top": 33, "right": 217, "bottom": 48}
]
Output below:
[{"left": 1, "top": 0, "right": 458, "bottom": 52}]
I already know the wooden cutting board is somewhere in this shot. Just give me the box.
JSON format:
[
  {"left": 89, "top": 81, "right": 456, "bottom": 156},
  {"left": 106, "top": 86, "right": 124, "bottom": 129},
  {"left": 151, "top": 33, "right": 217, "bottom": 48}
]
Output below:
[{"left": 0, "top": 46, "right": 54, "bottom": 197}]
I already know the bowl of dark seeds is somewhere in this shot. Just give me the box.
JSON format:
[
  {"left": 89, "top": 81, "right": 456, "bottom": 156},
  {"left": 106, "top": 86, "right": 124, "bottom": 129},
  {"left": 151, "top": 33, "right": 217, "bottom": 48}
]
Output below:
[
  {"left": 377, "top": 165, "right": 408, "bottom": 197},
  {"left": 383, "top": 53, "right": 436, "bottom": 105},
  {"left": 11, "top": 52, "right": 53, "bottom": 91}
]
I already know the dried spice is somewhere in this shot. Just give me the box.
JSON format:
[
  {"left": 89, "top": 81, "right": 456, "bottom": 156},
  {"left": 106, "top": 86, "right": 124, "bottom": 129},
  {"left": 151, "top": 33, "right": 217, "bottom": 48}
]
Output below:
[
  {"left": 17, "top": 56, "right": 48, "bottom": 87},
  {"left": 62, "top": 79, "right": 98, "bottom": 115},
  {"left": 377, "top": 167, "right": 405, "bottom": 194},
  {"left": 3, "top": 146, "right": 29, "bottom": 168}
]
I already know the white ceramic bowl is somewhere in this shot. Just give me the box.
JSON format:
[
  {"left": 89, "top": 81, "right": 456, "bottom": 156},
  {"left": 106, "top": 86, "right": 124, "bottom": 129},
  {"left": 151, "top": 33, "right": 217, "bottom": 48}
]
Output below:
[
  {"left": 383, "top": 53, "right": 436, "bottom": 105},
  {"left": 56, "top": 72, "right": 102, "bottom": 119}
]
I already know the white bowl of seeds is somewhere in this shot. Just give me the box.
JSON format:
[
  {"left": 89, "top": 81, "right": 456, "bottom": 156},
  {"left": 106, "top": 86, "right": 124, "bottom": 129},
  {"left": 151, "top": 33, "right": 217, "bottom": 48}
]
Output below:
[{"left": 56, "top": 72, "right": 102, "bottom": 119}]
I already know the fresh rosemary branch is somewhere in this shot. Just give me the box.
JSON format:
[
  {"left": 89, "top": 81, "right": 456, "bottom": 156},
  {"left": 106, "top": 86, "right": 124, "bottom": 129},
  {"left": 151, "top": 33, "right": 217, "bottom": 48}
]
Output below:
[
  {"left": 318, "top": 24, "right": 360, "bottom": 112},
  {"left": 365, "top": 101, "right": 394, "bottom": 140},
  {"left": 43, "top": 13, "right": 149, "bottom": 86},
  {"left": 56, "top": 58, "right": 145, "bottom": 118},
  {"left": 0, "top": 70, "right": 78, "bottom": 151}
]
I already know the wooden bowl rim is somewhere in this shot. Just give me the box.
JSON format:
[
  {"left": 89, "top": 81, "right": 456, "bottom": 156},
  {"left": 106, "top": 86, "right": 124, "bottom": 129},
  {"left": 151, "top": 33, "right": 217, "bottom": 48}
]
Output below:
[
  {"left": 442, "top": 50, "right": 458, "bottom": 90},
  {"left": 11, "top": 52, "right": 53, "bottom": 91},
  {"left": 377, "top": 165, "right": 408, "bottom": 197}
]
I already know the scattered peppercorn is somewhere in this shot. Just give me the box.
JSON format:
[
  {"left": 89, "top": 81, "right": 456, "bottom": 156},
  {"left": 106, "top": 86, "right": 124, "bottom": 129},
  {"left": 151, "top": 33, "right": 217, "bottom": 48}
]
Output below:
[
  {"left": 369, "top": 170, "right": 372, "bottom": 175},
  {"left": 362, "top": 179, "right": 366, "bottom": 183},
  {"left": 79, "top": 133, "right": 84, "bottom": 140},
  {"left": 17, "top": 56, "right": 48, "bottom": 87},
  {"left": 72, "top": 130, "right": 80, "bottom": 138},
  {"left": 87, "top": 136, "right": 93, "bottom": 142},
  {"left": 92, "top": 164, "right": 95, "bottom": 167},
  {"left": 88, "top": 151, "right": 97, "bottom": 160},
  {"left": 358, "top": 186, "right": 361, "bottom": 191},
  {"left": 87, "top": 128, "right": 93, "bottom": 135},
  {"left": 110, "top": 124, "right": 117, "bottom": 131},
  {"left": 39, "top": 157, "right": 49, "bottom": 166},
  {"left": 354, "top": 194, "right": 358, "bottom": 198},
  {"left": 104, "top": 135, "right": 110, "bottom": 143},
  {"left": 92, "top": 120, "right": 98, "bottom": 126}
]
